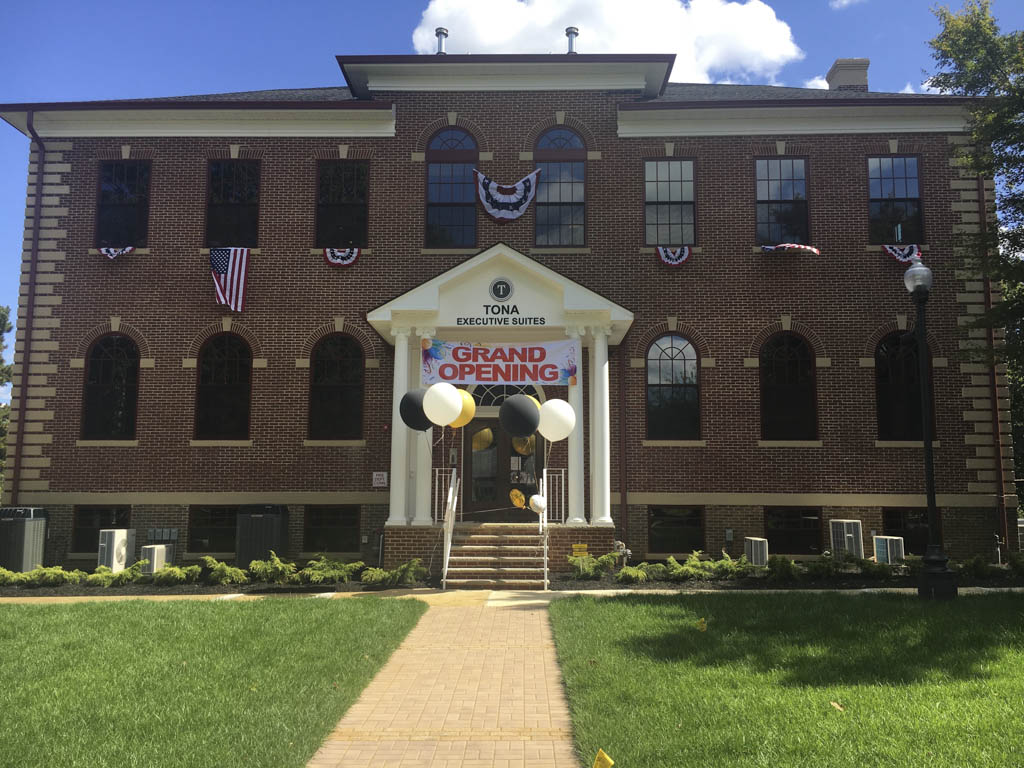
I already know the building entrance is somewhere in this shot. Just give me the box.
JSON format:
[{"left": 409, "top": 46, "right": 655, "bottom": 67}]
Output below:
[{"left": 463, "top": 418, "right": 544, "bottom": 522}]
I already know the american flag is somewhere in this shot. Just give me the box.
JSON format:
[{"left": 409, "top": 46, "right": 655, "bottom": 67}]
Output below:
[{"left": 210, "top": 248, "right": 249, "bottom": 312}]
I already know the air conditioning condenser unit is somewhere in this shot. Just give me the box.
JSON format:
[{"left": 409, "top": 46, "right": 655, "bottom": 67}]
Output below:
[
  {"left": 744, "top": 537, "right": 769, "bottom": 566},
  {"left": 873, "top": 536, "right": 906, "bottom": 564},
  {"left": 98, "top": 529, "right": 135, "bottom": 573},
  {"left": 141, "top": 544, "right": 170, "bottom": 574},
  {"left": 829, "top": 519, "right": 864, "bottom": 560}
]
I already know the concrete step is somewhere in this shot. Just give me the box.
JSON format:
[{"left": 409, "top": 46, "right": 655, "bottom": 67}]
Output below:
[
  {"left": 443, "top": 578, "right": 548, "bottom": 590},
  {"left": 447, "top": 567, "right": 545, "bottom": 575},
  {"left": 447, "top": 555, "right": 545, "bottom": 565},
  {"left": 451, "top": 544, "right": 543, "bottom": 553}
]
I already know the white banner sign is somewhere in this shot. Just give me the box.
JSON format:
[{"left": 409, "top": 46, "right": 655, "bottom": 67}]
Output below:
[{"left": 421, "top": 339, "right": 579, "bottom": 386}]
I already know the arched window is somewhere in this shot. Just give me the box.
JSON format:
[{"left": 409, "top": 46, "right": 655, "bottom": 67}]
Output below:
[
  {"left": 425, "top": 128, "right": 478, "bottom": 247},
  {"left": 646, "top": 335, "right": 699, "bottom": 439},
  {"left": 875, "top": 332, "right": 927, "bottom": 440},
  {"left": 195, "top": 333, "right": 252, "bottom": 440},
  {"left": 82, "top": 334, "right": 140, "bottom": 439},
  {"left": 308, "top": 334, "right": 364, "bottom": 439},
  {"left": 760, "top": 333, "right": 816, "bottom": 440},
  {"left": 471, "top": 384, "right": 540, "bottom": 407},
  {"left": 535, "top": 127, "right": 586, "bottom": 246}
]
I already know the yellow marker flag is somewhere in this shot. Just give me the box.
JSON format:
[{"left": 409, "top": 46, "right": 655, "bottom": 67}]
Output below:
[{"left": 593, "top": 749, "right": 614, "bottom": 768}]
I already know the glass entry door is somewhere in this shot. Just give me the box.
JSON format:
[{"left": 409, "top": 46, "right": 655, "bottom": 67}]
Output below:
[{"left": 463, "top": 419, "right": 543, "bottom": 521}]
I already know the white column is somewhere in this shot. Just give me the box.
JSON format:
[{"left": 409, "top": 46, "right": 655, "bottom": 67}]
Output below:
[
  {"left": 588, "top": 334, "right": 597, "bottom": 524},
  {"left": 412, "top": 327, "right": 435, "bottom": 525},
  {"left": 386, "top": 327, "right": 410, "bottom": 526},
  {"left": 566, "top": 326, "right": 586, "bottom": 525},
  {"left": 591, "top": 326, "right": 613, "bottom": 526}
]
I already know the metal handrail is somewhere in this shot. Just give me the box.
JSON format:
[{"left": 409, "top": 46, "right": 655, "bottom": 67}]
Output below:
[{"left": 441, "top": 468, "right": 459, "bottom": 590}]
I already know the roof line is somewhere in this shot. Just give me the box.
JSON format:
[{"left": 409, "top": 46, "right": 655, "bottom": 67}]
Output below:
[
  {"left": 0, "top": 99, "right": 390, "bottom": 112},
  {"left": 618, "top": 95, "right": 970, "bottom": 110}
]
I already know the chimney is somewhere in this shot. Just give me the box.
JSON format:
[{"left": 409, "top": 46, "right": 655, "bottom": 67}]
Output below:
[
  {"left": 435, "top": 27, "right": 448, "bottom": 55},
  {"left": 565, "top": 26, "right": 579, "bottom": 55},
  {"left": 825, "top": 58, "right": 869, "bottom": 92}
]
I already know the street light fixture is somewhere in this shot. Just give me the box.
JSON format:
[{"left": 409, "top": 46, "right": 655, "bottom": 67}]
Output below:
[{"left": 904, "top": 256, "right": 957, "bottom": 600}]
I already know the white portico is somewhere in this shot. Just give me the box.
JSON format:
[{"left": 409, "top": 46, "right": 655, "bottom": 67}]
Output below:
[{"left": 368, "top": 243, "right": 633, "bottom": 528}]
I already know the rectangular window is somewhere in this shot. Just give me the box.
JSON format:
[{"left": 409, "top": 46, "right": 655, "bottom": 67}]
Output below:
[
  {"left": 316, "top": 161, "right": 368, "bottom": 248},
  {"left": 764, "top": 507, "right": 821, "bottom": 555},
  {"left": 536, "top": 161, "right": 585, "bottom": 246},
  {"left": 206, "top": 160, "right": 260, "bottom": 248},
  {"left": 72, "top": 506, "right": 131, "bottom": 552},
  {"left": 188, "top": 506, "right": 239, "bottom": 553},
  {"left": 868, "top": 156, "right": 923, "bottom": 244},
  {"left": 96, "top": 161, "right": 151, "bottom": 247},
  {"left": 648, "top": 507, "right": 703, "bottom": 553},
  {"left": 882, "top": 508, "right": 934, "bottom": 556},
  {"left": 425, "top": 163, "right": 476, "bottom": 247},
  {"left": 304, "top": 506, "right": 360, "bottom": 553},
  {"left": 644, "top": 160, "right": 695, "bottom": 245},
  {"left": 755, "top": 158, "right": 808, "bottom": 245}
]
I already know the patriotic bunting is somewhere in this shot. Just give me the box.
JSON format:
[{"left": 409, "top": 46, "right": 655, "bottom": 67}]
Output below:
[
  {"left": 657, "top": 246, "right": 691, "bottom": 266},
  {"left": 761, "top": 243, "right": 821, "bottom": 256},
  {"left": 323, "top": 248, "right": 360, "bottom": 267},
  {"left": 882, "top": 244, "right": 921, "bottom": 263},
  {"left": 210, "top": 248, "right": 250, "bottom": 312},
  {"left": 474, "top": 169, "right": 541, "bottom": 221},
  {"left": 99, "top": 247, "right": 135, "bottom": 260}
]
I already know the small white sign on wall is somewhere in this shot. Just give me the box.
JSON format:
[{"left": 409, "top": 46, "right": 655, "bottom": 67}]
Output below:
[{"left": 372, "top": 471, "right": 388, "bottom": 488}]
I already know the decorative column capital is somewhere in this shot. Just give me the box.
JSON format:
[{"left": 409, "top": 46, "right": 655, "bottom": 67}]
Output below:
[
  {"left": 589, "top": 325, "right": 612, "bottom": 340},
  {"left": 391, "top": 326, "right": 410, "bottom": 341},
  {"left": 565, "top": 325, "right": 583, "bottom": 340},
  {"left": 415, "top": 327, "right": 436, "bottom": 340}
]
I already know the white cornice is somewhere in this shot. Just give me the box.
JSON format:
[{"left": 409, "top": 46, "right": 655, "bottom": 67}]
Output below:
[
  {"left": 0, "top": 107, "right": 396, "bottom": 138},
  {"left": 617, "top": 104, "right": 968, "bottom": 137}
]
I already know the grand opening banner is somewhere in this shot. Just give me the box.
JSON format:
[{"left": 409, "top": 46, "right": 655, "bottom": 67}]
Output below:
[{"left": 421, "top": 339, "right": 579, "bottom": 386}]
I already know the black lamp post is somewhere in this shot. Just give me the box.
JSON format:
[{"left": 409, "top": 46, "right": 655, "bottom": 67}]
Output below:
[{"left": 904, "top": 257, "right": 957, "bottom": 600}]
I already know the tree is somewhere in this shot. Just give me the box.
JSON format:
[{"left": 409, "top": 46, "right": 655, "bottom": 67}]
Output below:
[
  {"left": 929, "top": 0, "right": 1024, "bottom": 497},
  {"left": 0, "top": 305, "right": 12, "bottom": 488}
]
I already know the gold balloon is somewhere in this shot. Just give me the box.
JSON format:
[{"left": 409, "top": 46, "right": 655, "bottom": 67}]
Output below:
[
  {"left": 471, "top": 428, "right": 493, "bottom": 452},
  {"left": 527, "top": 395, "right": 542, "bottom": 412},
  {"left": 509, "top": 488, "right": 526, "bottom": 508},
  {"left": 512, "top": 435, "right": 536, "bottom": 456},
  {"left": 448, "top": 389, "right": 476, "bottom": 428}
]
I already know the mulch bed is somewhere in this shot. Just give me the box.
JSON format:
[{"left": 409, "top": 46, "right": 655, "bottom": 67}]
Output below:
[
  {"left": 548, "top": 572, "right": 1024, "bottom": 591},
  {"left": 0, "top": 581, "right": 373, "bottom": 598}
]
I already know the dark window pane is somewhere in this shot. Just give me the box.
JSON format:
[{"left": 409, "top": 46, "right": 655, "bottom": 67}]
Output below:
[
  {"left": 644, "top": 160, "right": 696, "bottom": 245},
  {"left": 426, "top": 161, "right": 476, "bottom": 247},
  {"left": 195, "top": 334, "right": 252, "bottom": 439},
  {"left": 760, "top": 333, "right": 816, "bottom": 440},
  {"left": 316, "top": 161, "right": 369, "bottom": 248},
  {"left": 868, "top": 156, "right": 923, "bottom": 243},
  {"left": 875, "top": 332, "right": 928, "bottom": 440},
  {"left": 765, "top": 508, "right": 821, "bottom": 555},
  {"left": 96, "top": 161, "right": 150, "bottom": 247},
  {"left": 304, "top": 506, "right": 360, "bottom": 552},
  {"left": 882, "top": 508, "right": 934, "bottom": 556},
  {"left": 649, "top": 507, "right": 703, "bottom": 553},
  {"left": 72, "top": 506, "right": 130, "bottom": 552},
  {"left": 309, "top": 335, "right": 363, "bottom": 439},
  {"left": 646, "top": 335, "right": 699, "bottom": 439},
  {"left": 82, "top": 334, "right": 140, "bottom": 439},
  {"left": 429, "top": 129, "right": 476, "bottom": 151},
  {"left": 537, "top": 128, "right": 584, "bottom": 151},
  {"left": 188, "top": 506, "right": 238, "bottom": 553},
  {"left": 206, "top": 161, "right": 260, "bottom": 247}
]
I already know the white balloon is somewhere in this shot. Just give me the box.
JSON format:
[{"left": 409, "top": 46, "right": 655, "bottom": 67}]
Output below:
[
  {"left": 529, "top": 494, "right": 547, "bottom": 516},
  {"left": 422, "top": 382, "right": 463, "bottom": 427},
  {"left": 537, "top": 398, "right": 576, "bottom": 441}
]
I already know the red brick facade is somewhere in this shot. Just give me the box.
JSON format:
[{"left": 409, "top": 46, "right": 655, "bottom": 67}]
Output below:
[{"left": 5, "top": 56, "right": 1018, "bottom": 571}]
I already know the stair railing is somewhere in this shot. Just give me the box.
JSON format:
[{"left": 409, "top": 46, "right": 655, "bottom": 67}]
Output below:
[
  {"left": 538, "top": 475, "right": 550, "bottom": 590},
  {"left": 440, "top": 467, "right": 459, "bottom": 590}
]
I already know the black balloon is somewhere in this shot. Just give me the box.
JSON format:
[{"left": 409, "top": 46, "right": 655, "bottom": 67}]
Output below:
[
  {"left": 400, "top": 389, "right": 433, "bottom": 431},
  {"left": 499, "top": 394, "right": 541, "bottom": 438}
]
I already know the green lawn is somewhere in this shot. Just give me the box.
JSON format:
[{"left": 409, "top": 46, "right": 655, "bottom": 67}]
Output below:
[
  {"left": 549, "top": 593, "right": 1024, "bottom": 767},
  {"left": 0, "top": 597, "right": 426, "bottom": 768}
]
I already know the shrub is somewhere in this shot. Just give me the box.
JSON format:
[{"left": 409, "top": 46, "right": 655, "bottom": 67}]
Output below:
[
  {"left": 111, "top": 560, "right": 148, "bottom": 587},
  {"left": 360, "top": 558, "right": 427, "bottom": 587},
  {"left": 0, "top": 567, "right": 21, "bottom": 586},
  {"left": 596, "top": 552, "right": 622, "bottom": 572},
  {"left": 766, "top": 555, "right": 799, "bottom": 583},
  {"left": 709, "top": 551, "right": 753, "bottom": 579},
  {"left": 957, "top": 555, "right": 1001, "bottom": 580},
  {"left": 802, "top": 556, "right": 839, "bottom": 580},
  {"left": 200, "top": 556, "right": 249, "bottom": 585},
  {"left": 902, "top": 554, "right": 924, "bottom": 576},
  {"left": 567, "top": 554, "right": 601, "bottom": 580},
  {"left": 85, "top": 566, "right": 115, "bottom": 587},
  {"left": 615, "top": 565, "right": 648, "bottom": 584},
  {"left": 665, "top": 552, "right": 714, "bottom": 581},
  {"left": 248, "top": 551, "right": 297, "bottom": 584},
  {"left": 1008, "top": 551, "right": 1024, "bottom": 578},
  {"left": 298, "top": 556, "right": 364, "bottom": 585},
  {"left": 858, "top": 558, "right": 892, "bottom": 580},
  {"left": 639, "top": 562, "right": 668, "bottom": 581},
  {"left": 152, "top": 565, "right": 202, "bottom": 586},
  {"left": 19, "top": 565, "right": 87, "bottom": 587}
]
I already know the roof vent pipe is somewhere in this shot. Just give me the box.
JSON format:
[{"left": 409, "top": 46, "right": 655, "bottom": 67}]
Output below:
[
  {"left": 565, "top": 27, "right": 579, "bottom": 54},
  {"left": 435, "top": 27, "right": 448, "bottom": 55}
]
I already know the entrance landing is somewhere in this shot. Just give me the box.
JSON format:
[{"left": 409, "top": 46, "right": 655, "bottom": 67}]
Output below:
[{"left": 306, "top": 600, "right": 577, "bottom": 767}]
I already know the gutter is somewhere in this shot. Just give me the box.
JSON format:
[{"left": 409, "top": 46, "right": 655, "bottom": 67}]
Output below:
[
  {"left": 617, "top": 328, "right": 630, "bottom": 549},
  {"left": 10, "top": 111, "right": 44, "bottom": 506}
]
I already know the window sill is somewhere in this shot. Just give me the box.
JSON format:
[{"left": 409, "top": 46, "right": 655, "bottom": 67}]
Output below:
[
  {"left": 864, "top": 244, "right": 930, "bottom": 252},
  {"left": 183, "top": 552, "right": 234, "bottom": 561},
  {"left": 420, "top": 248, "right": 479, "bottom": 255},
  {"left": 646, "top": 552, "right": 706, "bottom": 560},
  {"left": 199, "top": 248, "right": 261, "bottom": 255},
  {"left": 308, "top": 248, "right": 371, "bottom": 256},
  {"left": 67, "top": 552, "right": 99, "bottom": 560},
  {"left": 642, "top": 440, "right": 707, "bottom": 447},
  {"left": 638, "top": 247, "right": 702, "bottom": 255},
  {"left": 529, "top": 247, "right": 591, "bottom": 255},
  {"left": 298, "top": 552, "right": 362, "bottom": 559},
  {"left": 757, "top": 440, "right": 823, "bottom": 448},
  {"left": 76, "top": 440, "right": 139, "bottom": 447},
  {"left": 750, "top": 245, "right": 819, "bottom": 255},
  {"left": 303, "top": 440, "right": 367, "bottom": 447},
  {"left": 875, "top": 440, "right": 940, "bottom": 448},
  {"left": 189, "top": 440, "right": 254, "bottom": 447},
  {"left": 88, "top": 248, "right": 151, "bottom": 255}
]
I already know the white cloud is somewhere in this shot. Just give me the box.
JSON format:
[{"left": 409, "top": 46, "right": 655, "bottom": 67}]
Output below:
[
  {"left": 828, "top": 0, "right": 866, "bottom": 9},
  {"left": 900, "top": 81, "right": 916, "bottom": 94},
  {"left": 0, "top": 383, "right": 9, "bottom": 407},
  {"left": 804, "top": 75, "right": 829, "bottom": 89},
  {"left": 413, "top": 0, "right": 804, "bottom": 83},
  {"left": 900, "top": 80, "right": 942, "bottom": 94}
]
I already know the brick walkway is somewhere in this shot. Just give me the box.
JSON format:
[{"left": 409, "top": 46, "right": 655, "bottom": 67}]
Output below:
[{"left": 306, "top": 596, "right": 579, "bottom": 768}]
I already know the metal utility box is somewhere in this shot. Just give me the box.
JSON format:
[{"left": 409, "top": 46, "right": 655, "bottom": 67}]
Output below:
[
  {"left": 0, "top": 508, "right": 47, "bottom": 572},
  {"left": 236, "top": 506, "right": 287, "bottom": 567}
]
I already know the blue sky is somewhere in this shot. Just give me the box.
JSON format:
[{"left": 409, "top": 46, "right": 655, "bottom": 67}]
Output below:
[{"left": 0, "top": 0, "right": 1021, "bottom": 402}]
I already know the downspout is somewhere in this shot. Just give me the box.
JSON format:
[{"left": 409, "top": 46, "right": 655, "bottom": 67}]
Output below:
[
  {"left": 617, "top": 329, "right": 630, "bottom": 549},
  {"left": 977, "top": 173, "right": 1011, "bottom": 553},
  {"left": 10, "top": 112, "right": 45, "bottom": 506}
]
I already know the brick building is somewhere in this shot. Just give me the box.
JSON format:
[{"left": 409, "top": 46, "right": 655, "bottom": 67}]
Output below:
[{"left": 0, "top": 48, "right": 1016, "bottom": 580}]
